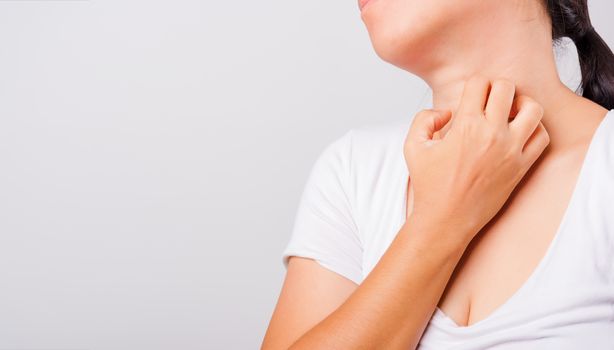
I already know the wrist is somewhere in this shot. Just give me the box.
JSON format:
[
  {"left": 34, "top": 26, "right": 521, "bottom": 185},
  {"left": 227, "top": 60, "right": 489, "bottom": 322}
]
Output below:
[{"left": 402, "top": 212, "right": 474, "bottom": 257}]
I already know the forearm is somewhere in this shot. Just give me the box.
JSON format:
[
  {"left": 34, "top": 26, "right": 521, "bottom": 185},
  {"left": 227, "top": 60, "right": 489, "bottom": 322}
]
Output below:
[{"left": 288, "top": 214, "right": 473, "bottom": 350}]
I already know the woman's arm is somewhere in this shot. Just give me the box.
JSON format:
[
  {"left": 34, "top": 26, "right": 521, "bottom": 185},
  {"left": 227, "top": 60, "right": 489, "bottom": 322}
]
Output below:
[
  {"left": 263, "top": 77, "right": 549, "bottom": 350},
  {"left": 262, "top": 214, "right": 473, "bottom": 350}
]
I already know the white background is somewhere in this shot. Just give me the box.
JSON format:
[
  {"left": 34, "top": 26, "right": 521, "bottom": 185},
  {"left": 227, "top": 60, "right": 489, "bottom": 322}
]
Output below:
[{"left": 0, "top": 1, "right": 612, "bottom": 349}]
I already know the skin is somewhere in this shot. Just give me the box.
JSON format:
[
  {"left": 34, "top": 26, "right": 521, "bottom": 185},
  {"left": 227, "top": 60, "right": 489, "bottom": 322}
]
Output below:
[{"left": 262, "top": 0, "right": 610, "bottom": 348}]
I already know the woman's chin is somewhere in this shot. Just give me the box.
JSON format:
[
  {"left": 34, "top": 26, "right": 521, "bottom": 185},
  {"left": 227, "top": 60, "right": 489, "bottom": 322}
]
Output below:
[
  {"left": 364, "top": 21, "right": 433, "bottom": 72},
  {"left": 367, "top": 32, "right": 415, "bottom": 67},
  {"left": 371, "top": 41, "right": 402, "bottom": 65}
]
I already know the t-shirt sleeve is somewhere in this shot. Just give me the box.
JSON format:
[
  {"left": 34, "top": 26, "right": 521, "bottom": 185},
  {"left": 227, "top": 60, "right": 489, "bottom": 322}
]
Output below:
[{"left": 281, "top": 129, "right": 363, "bottom": 285}]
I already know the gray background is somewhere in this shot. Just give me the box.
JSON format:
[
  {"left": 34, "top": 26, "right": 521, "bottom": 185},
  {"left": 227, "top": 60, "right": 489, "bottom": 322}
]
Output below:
[{"left": 0, "top": 1, "right": 611, "bottom": 349}]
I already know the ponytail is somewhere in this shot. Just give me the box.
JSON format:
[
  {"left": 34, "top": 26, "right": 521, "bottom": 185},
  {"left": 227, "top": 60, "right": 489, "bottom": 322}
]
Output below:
[{"left": 546, "top": 0, "right": 614, "bottom": 110}]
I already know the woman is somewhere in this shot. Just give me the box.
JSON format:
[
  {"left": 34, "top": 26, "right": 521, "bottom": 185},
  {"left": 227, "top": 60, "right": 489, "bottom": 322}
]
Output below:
[{"left": 263, "top": 0, "right": 614, "bottom": 348}]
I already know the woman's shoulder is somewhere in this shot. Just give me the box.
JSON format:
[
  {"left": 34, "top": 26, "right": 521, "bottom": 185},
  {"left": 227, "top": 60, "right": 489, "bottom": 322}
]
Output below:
[
  {"left": 321, "top": 118, "right": 413, "bottom": 190},
  {"left": 311, "top": 118, "right": 411, "bottom": 192}
]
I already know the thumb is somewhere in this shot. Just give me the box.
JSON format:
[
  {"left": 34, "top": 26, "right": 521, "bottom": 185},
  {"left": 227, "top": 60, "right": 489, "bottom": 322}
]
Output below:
[{"left": 408, "top": 109, "right": 452, "bottom": 143}]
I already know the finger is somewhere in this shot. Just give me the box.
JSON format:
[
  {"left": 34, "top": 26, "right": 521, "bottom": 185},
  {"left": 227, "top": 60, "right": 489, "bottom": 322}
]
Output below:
[
  {"left": 509, "top": 95, "right": 544, "bottom": 146},
  {"left": 521, "top": 121, "right": 550, "bottom": 166},
  {"left": 456, "top": 75, "right": 491, "bottom": 120},
  {"left": 408, "top": 109, "right": 453, "bottom": 143},
  {"left": 484, "top": 78, "right": 515, "bottom": 127},
  {"left": 433, "top": 109, "right": 464, "bottom": 140}
]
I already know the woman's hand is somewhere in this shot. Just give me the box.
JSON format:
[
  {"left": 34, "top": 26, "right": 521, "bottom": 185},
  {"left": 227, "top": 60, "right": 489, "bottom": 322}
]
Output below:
[{"left": 404, "top": 75, "right": 550, "bottom": 244}]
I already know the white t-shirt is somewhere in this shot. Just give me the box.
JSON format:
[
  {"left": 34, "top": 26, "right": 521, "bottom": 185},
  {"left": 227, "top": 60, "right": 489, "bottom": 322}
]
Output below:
[{"left": 281, "top": 109, "right": 614, "bottom": 349}]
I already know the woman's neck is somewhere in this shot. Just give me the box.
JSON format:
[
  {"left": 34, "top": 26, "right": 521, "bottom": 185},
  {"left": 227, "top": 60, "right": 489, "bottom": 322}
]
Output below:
[
  {"left": 402, "top": 2, "right": 609, "bottom": 154},
  {"left": 417, "top": 36, "right": 607, "bottom": 153}
]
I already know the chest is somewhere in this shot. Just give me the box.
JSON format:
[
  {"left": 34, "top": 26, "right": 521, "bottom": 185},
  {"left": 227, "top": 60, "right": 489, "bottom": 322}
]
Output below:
[
  {"left": 422, "top": 169, "right": 574, "bottom": 327},
  {"left": 403, "top": 150, "right": 608, "bottom": 328},
  {"left": 359, "top": 123, "right": 614, "bottom": 331}
]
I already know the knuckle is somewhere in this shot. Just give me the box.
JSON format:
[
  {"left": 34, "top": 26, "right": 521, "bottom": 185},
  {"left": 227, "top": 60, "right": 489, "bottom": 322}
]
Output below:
[
  {"left": 523, "top": 98, "right": 544, "bottom": 118},
  {"left": 533, "top": 103, "right": 545, "bottom": 118},
  {"left": 416, "top": 108, "right": 437, "bottom": 120},
  {"left": 511, "top": 94, "right": 523, "bottom": 109},
  {"left": 493, "top": 78, "right": 515, "bottom": 92},
  {"left": 415, "top": 109, "right": 430, "bottom": 118},
  {"left": 466, "top": 74, "right": 490, "bottom": 89},
  {"left": 412, "top": 110, "right": 430, "bottom": 126}
]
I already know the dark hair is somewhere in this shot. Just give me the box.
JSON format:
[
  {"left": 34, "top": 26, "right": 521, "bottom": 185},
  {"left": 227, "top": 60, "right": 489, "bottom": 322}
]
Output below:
[{"left": 545, "top": 0, "right": 614, "bottom": 110}]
